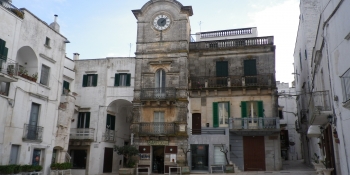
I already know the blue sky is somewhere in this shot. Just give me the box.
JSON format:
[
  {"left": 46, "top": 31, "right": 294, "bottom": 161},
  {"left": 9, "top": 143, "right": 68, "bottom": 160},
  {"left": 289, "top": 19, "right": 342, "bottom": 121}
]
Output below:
[{"left": 13, "top": 0, "right": 299, "bottom": 84}]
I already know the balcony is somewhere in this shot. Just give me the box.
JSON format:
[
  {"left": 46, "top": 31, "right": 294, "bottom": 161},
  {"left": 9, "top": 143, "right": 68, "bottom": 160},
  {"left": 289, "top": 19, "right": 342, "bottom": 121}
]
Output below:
[
  {"left": 310, "top": 91, "right": 332, "bottom": 125},
  {"left": 70, "top": 128, "right": 95, "bottom": 141},
  {"left": 103, "top": 129, "right": 115, "bottom": 142},
  {"left": 190, "top": 128, "right": 226, "bottom": 135},
  {"left": 189, "top": 36, "right": 274, "bottom": 50},
  {"left": 199, "top": 28, "right": 253, "bottom": 39},
  {"left": 22, "top": 124, "right": 43, "bottom": 142},
  {"left": 140, "top": 87, "right": 176, "bottom": 101},
  {"left": 229, "top": 117, "right": 280, "bottom": 136},
  {"left": 0, "top": 58, "right": 18, "bottom": 82},
  {"left": 132, "top": 122, "right": 186, "bottom": 136},
  {"left": 189, "top": 74, "right": 274, "bottom": 90},
  {"left": 0, "top": 0, "right": 24, "bottom": 19}
]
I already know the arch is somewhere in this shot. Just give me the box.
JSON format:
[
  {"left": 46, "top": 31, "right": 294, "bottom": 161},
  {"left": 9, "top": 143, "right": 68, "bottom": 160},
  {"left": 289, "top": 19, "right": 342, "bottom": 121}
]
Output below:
[
  {"left": 140, "top": 0, "right": 184, "bottom": 13},
  {"left": 155, "top": 68, "right": 166, "bottom": 88},
  {"left": 16, "top": 46, "right": 38, "bottom": 77}
]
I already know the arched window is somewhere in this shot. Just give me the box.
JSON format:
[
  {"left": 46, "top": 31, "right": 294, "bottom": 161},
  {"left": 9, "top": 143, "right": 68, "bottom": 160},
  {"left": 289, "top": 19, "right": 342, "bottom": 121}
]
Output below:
[{"left": 155, "top": 69, "right": 166, "bottom": 88}]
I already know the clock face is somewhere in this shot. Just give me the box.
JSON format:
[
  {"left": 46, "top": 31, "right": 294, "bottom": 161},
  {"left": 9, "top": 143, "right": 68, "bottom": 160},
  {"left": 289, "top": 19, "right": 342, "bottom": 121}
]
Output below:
[{"left": 153, "top": 15, "right": 171, "bottom": 30}]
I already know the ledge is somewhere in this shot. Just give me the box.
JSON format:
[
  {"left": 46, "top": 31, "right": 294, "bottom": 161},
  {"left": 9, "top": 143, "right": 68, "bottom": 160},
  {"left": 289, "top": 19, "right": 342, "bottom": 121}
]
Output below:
[{"left": 39, "top": 53, "right": 56, "bottom": 63}]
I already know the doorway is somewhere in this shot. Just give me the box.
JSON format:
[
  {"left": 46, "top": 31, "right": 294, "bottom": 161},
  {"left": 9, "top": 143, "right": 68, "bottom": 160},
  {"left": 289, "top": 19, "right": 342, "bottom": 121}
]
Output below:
[
  {"left": 103, "top": 147, "right": 113, "bottom": 173},
  {"left": 243, "top": 136, "right": 265, "bottom": 171},
  {"left": 152, "top": 146, "right": 164, "bottom": 174},
  {"left": 191, "top": 145, "right": 208, "bottom": 171},
  {"left": 192, "top": 113, "right": 201, "bottom": 135}
]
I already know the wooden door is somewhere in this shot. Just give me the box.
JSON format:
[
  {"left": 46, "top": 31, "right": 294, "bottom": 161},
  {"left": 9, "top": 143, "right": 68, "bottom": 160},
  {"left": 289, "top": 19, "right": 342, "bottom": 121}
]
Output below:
[
  {"left": 103, "top": 148, "right": 113, "bottom": 173},
  {"left": 243, "top": 136, "right": 265, "bottom": 171},
  {"left": 192, "top": 113, "right": 201, "bottom": 135}
]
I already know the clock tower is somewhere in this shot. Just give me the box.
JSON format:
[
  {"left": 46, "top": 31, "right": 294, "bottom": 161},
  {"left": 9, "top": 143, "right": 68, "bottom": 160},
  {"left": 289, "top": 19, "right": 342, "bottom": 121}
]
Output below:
[{"left": 131, "top": 0, "right": 193, "bottom": 172}]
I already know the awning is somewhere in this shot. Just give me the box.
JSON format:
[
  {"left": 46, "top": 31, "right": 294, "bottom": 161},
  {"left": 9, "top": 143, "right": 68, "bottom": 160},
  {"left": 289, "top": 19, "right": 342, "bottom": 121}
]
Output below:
[{"left": 307, "top": 125, "right": 321, "bottom": 138}]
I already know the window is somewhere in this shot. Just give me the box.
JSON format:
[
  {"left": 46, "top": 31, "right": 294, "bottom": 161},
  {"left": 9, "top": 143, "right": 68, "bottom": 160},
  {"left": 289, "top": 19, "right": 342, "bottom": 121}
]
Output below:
[
  {"left": 241, "top": 101, "right": 263, "bottom": 118},
  {"left": 9, "top": 145, "right": 20, "bottom": 164},
  {"left": 77, "top": 112, "right": 90, "bottom": 128},
  {"left": 52, "top": 149, "right": 58, "bottom": 164},
  {"left": 27, "top": 103, "right": 40, "bottom": 140},
  {"left": 155, "top": 69, "right": 166, "bottom": 88},
  {"left": 341, "top": 68, "right": 350, "bottom": 103},
  {"left": 299, "top": 52, "right": 302, "bottom": 71},
  {"left": 216, "top": 61, "right": 228, "bottom": 77},
  {"left": 0, "top": 38, "right": 9, "bottom": 61},
  {"left": 63, "top": 80, "right": 70, "bottom": 94},
  {"left": 278, "top": 109, "right": 284, "bottom": 119},
  {"left": 70, "top": 150, "right": 87, "bottom": 169},
  {"left": 82, "top": 74, "right": 98, "bottom": 87},
  {"left": 45, "top": 37, "right": 50, "bottom": 47},
  {"left": 40, "top": 64, "right": 50, "bottom": 86},
  {"left": 106, "top": 114, "right": 115, "bottom": 130},
  {"left": 0, "top": 81, "right": 10, "bottom": 96},
  {"left": 154, "top": 112, "right": 165, "bottom": 133},
  {"left": 32, "top": 149, "right": 43, "bottom": 165},
  {"left": 214, "top": 145, "right": 225, "bottom": 165},
  {"left": 305, "top": 49, "right": 307, "bottom": 60},
  {"left": 114, "top": 73, "right": 131, "bottom": 86},
  {"left": 213, "top": 102, "right": 230, "bottom": 127},
  {"left": 244, "top": 59, "right": 257, "bottom": 85}
]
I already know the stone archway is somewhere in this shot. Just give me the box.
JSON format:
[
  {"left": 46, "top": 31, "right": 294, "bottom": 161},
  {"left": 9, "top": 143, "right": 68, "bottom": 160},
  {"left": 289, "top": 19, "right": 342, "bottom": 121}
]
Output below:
[{"left": 16, "top": 46, "right": 38, "bottom": 78}]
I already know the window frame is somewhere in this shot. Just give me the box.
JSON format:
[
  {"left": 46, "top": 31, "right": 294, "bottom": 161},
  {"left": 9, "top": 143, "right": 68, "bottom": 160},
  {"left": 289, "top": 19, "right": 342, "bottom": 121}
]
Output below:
[
  {"left": 82, "top": 74, "right": 98, "bottom": 87},
  {"left": 40, "top": 64, "right": 50, "bottom": 86},
  {"left": 213, "top": 101, "right": 230, "bottom": 128},
  {"left": 77, "top": 112, "right": 90, "bottom": 128},
  {"left": 155, "top": 69, "right": 166, "bottom": 88},
  {"left": 45, "top": 37, "right": 50, "bottom": 47},
  {"left": 114, "top": 73, "right": 131, "bottom": 87}
]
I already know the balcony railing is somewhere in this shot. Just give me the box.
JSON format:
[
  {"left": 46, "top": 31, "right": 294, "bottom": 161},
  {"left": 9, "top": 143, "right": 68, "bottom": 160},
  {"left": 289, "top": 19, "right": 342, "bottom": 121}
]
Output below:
[
  {"left": 0, "top": 58, "right": 18, "bottom": 79},
  {"left": 103, "top": 129, "right": 115, "bottom": 142},
  {"left": 189, "top": 74, "right": 274, "bottom": 89},
  {"left": 23, "top": 124, "right": 43, "bottom": 142},
  {"left": 0, "top": 0, "right": 24, "bottom": 19},
  {"left": 199, "top": 28, "right": 253, "bottom": 39},
  {"left": 190, "top": 128, "right": 226, "bottom": 135},
  {"left": 70, "top": 128, "right": 95, "bottom": 141},
  {"left": 341, "top": 68, "right": 350, "bottom": 103},
  {"left": 133, "top": 122, "right": 185, "bottom": 136},
  {"left": 189, "top": 36, "right": 273, "bottom": 50},
  {"left": 229, "top": 117, "right": 280, "bottom": 130},
  {"left": 312, "top": 91, "right": 331, "bottom": 111},
  {"left": 140, "top": 87, "right": 176, "bottom": 100}
]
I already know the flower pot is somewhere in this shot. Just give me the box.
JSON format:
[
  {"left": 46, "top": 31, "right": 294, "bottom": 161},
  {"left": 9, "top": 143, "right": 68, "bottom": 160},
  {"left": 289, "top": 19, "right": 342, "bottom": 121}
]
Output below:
[
  {"left": 322, "top": 168, "right": 334, "bottom": 175},
  {"left": 181, "top": 166, "right": 190, "bottom": 174},
  {"left": 225, "top": 165, "right": 234, "bottom": 173},
  {"left": 119, "top": 168, "right": 135, "bottom": 175}
]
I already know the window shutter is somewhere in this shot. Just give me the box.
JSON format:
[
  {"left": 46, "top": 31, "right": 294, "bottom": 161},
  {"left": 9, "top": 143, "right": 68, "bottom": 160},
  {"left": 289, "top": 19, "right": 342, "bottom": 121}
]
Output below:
[
  {"left": 126, "top": 74, "right": 131, "bottom": 86},
  {"left": 77, "top": 113, "right": 84, "bottom": 128},
  {"left": 82, "top": 75, "right": 88, "bottom": 87},
  {"left": 106, "top": 114, "right": 111, "bottom": 129},
  {"left": 257, "top": 101, "right": 264, "bottom": 117},
  {"left": 114, "top": 74, "right": 120, "bottom": 86},
  {"left": 3, "top": 47, "right": 8, "bottom": 61},
  {"left": 216, "top": 61, "right": 228, "bottom": 77},
  {"left": 243, "top": 59, "right": 257, "bottom": 76},
  {"left": 85, "top": 112, "right": 90, "bottom": 128},
  {"left": 0, "top": 39, "right": 5, "bottom": 58},
  {"left": 213, "top": 102, "right": 219, "bottom": 128},
  {"left": 241, "top": 101, "right": 247, "bottom": 118},
  {"left": 227, "top": 102, "right": 230, "bottom": 118},
  {"left": 92, "top": 74, "right": 98, "bottom": 87}
]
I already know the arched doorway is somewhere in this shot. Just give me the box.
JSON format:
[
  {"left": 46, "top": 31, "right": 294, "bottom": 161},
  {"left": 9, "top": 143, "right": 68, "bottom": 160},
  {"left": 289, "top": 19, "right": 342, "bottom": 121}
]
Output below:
[{"left": 16, "top": 46, "right": 38, "bottom": 80}]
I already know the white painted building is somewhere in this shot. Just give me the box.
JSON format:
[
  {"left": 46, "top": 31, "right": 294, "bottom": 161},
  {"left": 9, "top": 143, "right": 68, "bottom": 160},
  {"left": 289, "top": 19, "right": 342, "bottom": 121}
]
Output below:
[
  {"left": 68, "top": 56, "right": 135, "bottom": 175},
  {"left": 0, "top": 1, "right": 70, "bottom": 175},
  {"left": 294, "top": 0, "right": 350, "bottom": 174},
  {"left": 277, "top": 81, "right": 301, "bottom": 161}
]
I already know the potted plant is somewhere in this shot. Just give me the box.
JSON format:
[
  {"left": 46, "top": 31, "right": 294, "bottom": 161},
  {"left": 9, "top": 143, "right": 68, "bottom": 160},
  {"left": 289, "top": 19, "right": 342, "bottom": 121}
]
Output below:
[
  {"left": 179, "top": 142, "right": 191, "bottom": 174},
  {"left": 31, "top": 72, "right": 38, "bottom": 82},
  {"left": 321, "top": 159, "right": 334, "bottom": 175},
  {"left": 311, "top": 153, "right": 324, "bottom": 171},
  {"left": 0, "top": 165, "right": 15, "bottom": 174},
  {"left": 13, "top": 165, "right": 22, "bottom": 174},
  {"left": 114, "top": 145, "right": 139, "bottom": 175}
]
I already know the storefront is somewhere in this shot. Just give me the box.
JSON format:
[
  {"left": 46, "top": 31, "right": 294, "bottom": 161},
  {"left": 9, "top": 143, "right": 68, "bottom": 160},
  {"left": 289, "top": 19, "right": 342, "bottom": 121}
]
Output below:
[{"left": 191, "top": 145, "right": 209, "bottom": 171}]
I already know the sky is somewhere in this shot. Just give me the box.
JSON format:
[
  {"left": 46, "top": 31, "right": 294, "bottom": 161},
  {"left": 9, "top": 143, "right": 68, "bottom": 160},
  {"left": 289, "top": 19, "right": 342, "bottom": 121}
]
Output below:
[{"left": 12, "top": 0, "right": 300, "bottom": 84}]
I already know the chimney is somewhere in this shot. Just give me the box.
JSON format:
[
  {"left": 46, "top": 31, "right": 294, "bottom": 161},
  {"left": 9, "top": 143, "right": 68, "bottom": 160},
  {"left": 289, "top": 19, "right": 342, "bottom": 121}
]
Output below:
[
  {"left": 73, "top": 53, "right": 80, "bottom": 60},
  {"left": 49, "top": 14, "right": 60, "bottom": 33}
]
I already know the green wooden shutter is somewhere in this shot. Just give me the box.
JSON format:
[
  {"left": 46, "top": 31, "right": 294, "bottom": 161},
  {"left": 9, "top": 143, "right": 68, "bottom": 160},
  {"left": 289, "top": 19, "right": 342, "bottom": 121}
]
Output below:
[
  {"left": 111, "top": 115, "right": 115, "bottom": 130},
  {"left": 126, "top": 74, "right": 131, "bottom": 86},
  {"left": 241, "top": 101, "right": 247, "bottom": 118},
  {"left": 216, "top": 61, "right": 228, "bottom": 77},
  {"left": 85, "top": 112, "right": 90, "bottom": 128},
  {"left": 114, "top": 74, "right": 120, "bottom": 86},
  {"left": 106, "top": 114, "right": 111, "bottom": 129},
  {"left": 244, "top": 59, "right": 257, "bottom": 76},
  {"left": 82, "top": 75, "right": 88, "bottom": 87},
  {"left": 227, "top": 102, "right": 230, "bottom": 118},
  {"left": 77, "top": 113, "right": 84, "bottom": 128},
  {"left": 213, "top": 102, "right": 219, "bottom": 128},
  {"left": 92, "top": 74, "right": 98, "bottom": 86},
  {"left": 3, "top": 47, "right": 8, "bottom": 61},
  {"left": 257, "top": 101, "right": 264, "bottom": 118},
  {"left": 0, "top": 39, "right": 5, "bottom": 59}
]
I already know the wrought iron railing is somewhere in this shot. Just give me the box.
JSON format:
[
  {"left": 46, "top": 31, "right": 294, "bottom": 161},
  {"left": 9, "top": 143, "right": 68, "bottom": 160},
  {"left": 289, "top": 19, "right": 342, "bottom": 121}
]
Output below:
[
  {"left": 140, "top": 87, "right": 176, "bottom": 100},
  {"left": 312, "top": 91, "right": 331, "bottom": 111},
  {"left": 341, "top": 68, "right": 350, "bottom": 103},
  {"left": 189, "top": 74, "right": 274, "bottom": 89},
  {"left": 0, "top": 0, "right": 24, "bottom": 19},
  {"left": 0, "top": 58, "right": 18, "bottom": 77},
  {"left": 103, "top": 129, "right": 115, "bottom": 142},
  {"left": 23, "top": 124, "right": 43, "bottom": 142},
  {"left": 70, "top": 128, "right": 95, "bottom": 140},
  {"left": 189, "top": 36, "right": 273, "bottom": 50},
  {"left": 199, "top": 28, "right": 253, "bottom": 39},
  {"left": 190, "top": 128, "right": 226, "bottom": 135},
  {"left": 133, "top": 122, "right": 180, "bottom": 136},
  {"left": 229, "top": 117, "right": 280, "bottom": 130}
]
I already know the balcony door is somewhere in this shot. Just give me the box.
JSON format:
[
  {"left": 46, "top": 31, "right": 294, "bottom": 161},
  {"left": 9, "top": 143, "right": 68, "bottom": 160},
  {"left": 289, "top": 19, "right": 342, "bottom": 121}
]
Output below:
[
  {"left": 192, "top": 113, "right": 201, "bottom": 135},
  {"left": 244, "top": 59, "right": 257, "bottom": 85},
  {"left": 241, "top": 101, "right": 263, "bottom": 129},
  {"left": 77, "top": 112, "right": 90, "bottom": 137},
  {"left": 155, "top": 69, "right": 166, "bottom": 98},
  {"left": 154, "top": 112, "right": 164, "bottom": 134},
  {"left": 28, "top": 103, "right": 40, "bottom": 140}
]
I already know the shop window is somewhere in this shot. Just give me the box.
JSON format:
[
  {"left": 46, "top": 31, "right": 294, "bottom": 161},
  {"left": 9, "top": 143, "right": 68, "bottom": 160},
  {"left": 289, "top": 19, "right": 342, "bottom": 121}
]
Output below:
[
  {"left": 70, "top": 150, "right": 87, "bottom": 169},
  {"left": 214, "top": 145, "right": 225, "bottom": 165}
]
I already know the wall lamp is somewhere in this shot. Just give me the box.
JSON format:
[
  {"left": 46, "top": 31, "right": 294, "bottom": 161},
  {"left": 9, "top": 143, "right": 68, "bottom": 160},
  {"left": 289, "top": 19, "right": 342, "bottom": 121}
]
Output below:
[
  {"left": 327, "top": 115, "right": 333, "bottom": 124},
  {"left": 170, "top": 148, "right": 173, "bottom": 152}
]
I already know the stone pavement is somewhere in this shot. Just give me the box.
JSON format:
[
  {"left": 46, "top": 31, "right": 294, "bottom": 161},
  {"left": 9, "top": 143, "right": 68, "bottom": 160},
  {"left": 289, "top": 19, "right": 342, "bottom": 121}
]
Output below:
[{"left": 189, "top": 160, "right": 317, "bottom": 175}]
